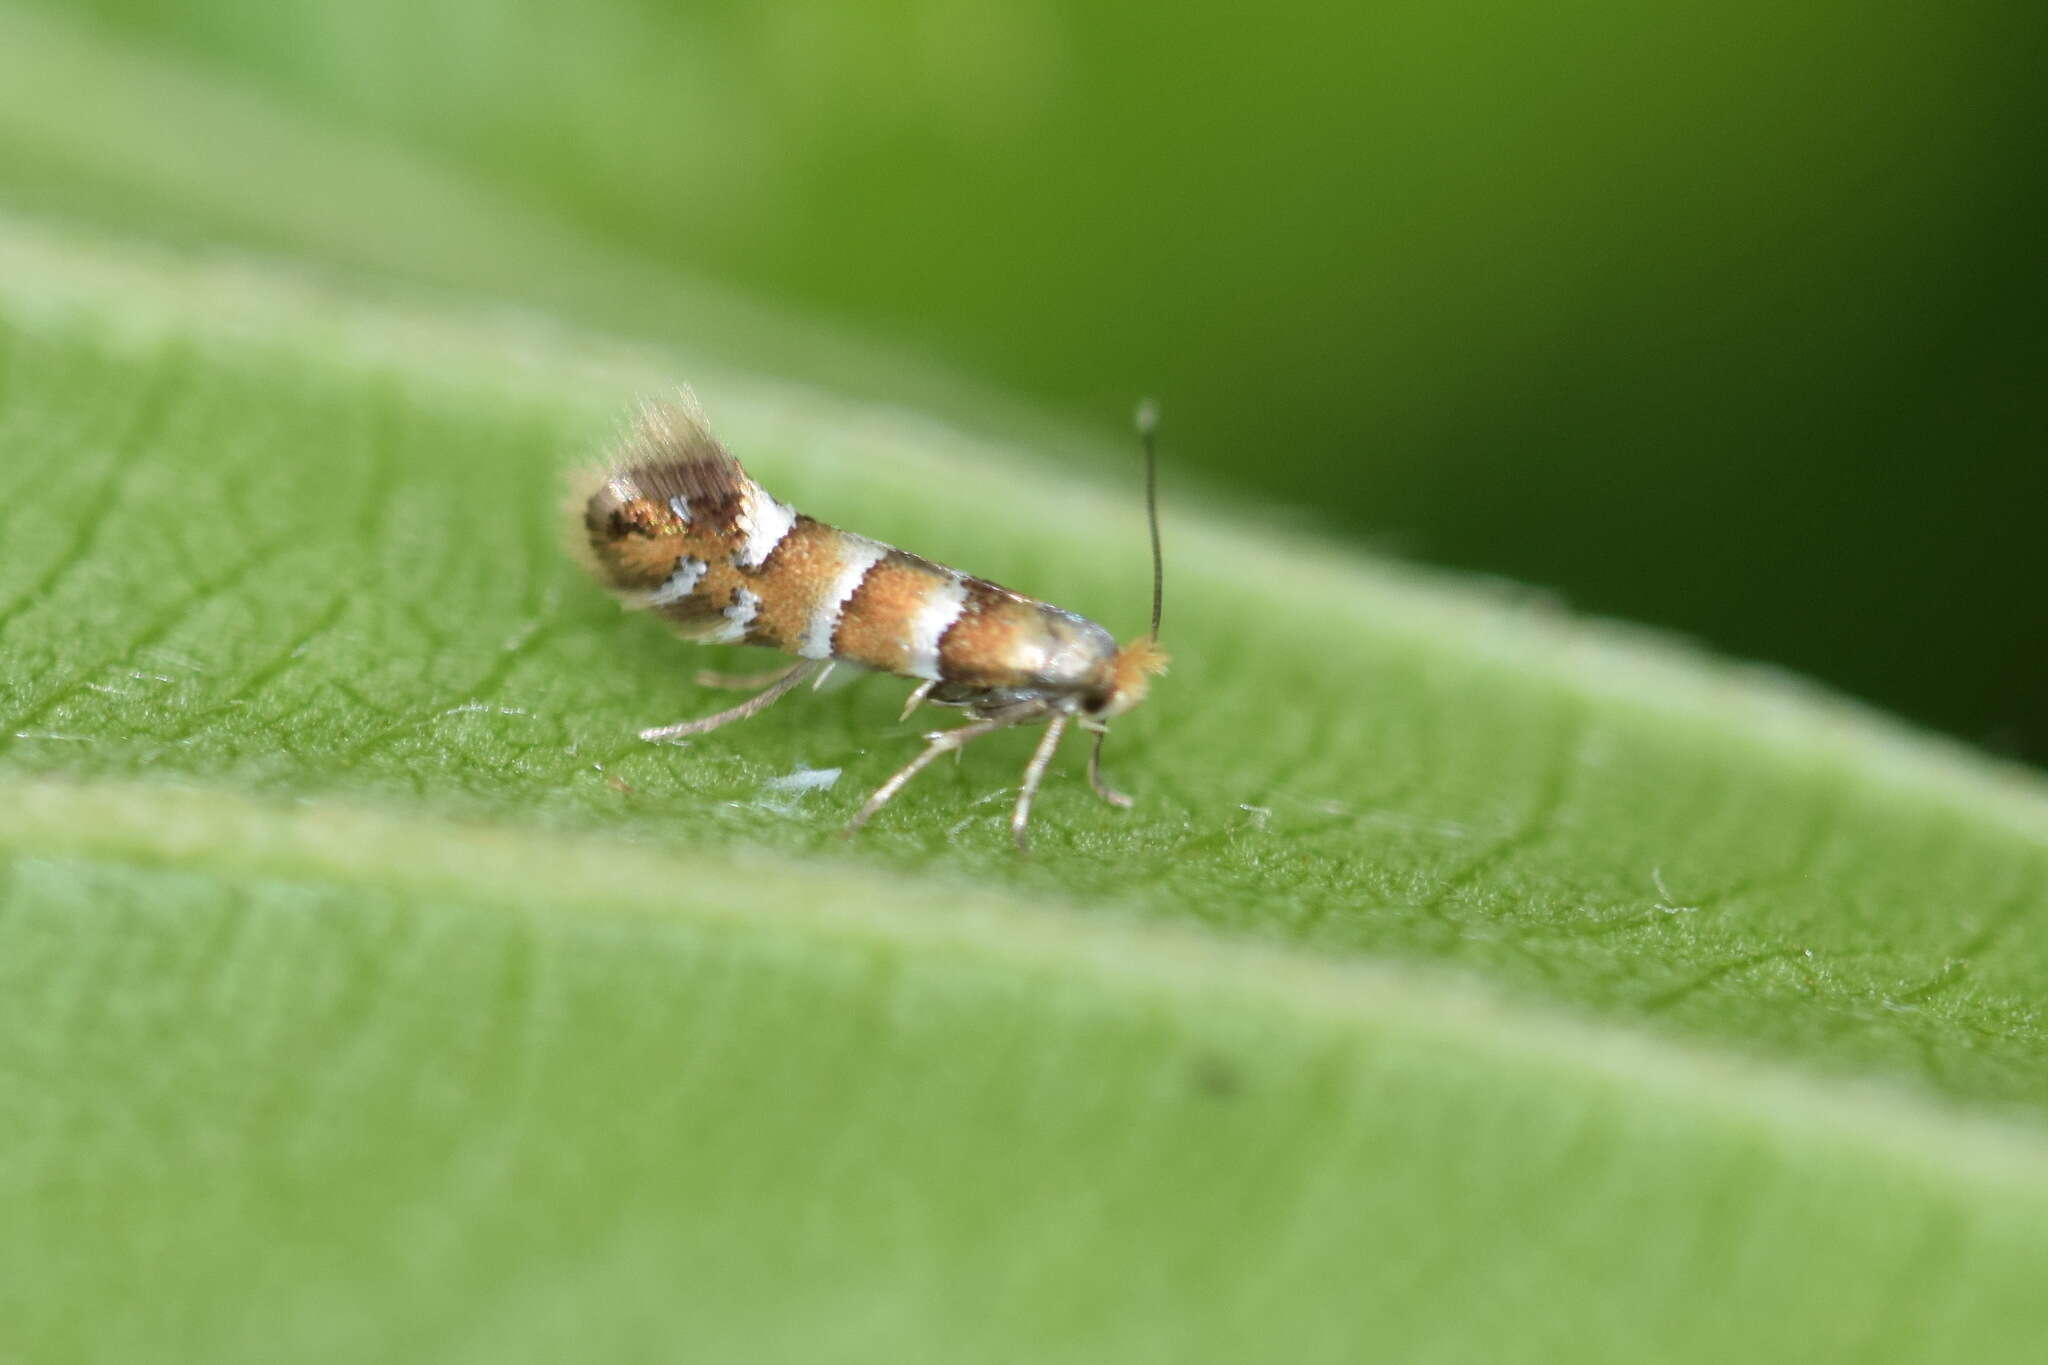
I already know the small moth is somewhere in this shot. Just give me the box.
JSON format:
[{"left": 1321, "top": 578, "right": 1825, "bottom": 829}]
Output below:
[{"left": 574, "top": 394, "right": 1168, "bottom": 850}]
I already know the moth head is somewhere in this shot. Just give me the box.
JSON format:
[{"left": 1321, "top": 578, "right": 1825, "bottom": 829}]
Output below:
[{"left": 1098, "top": 633, "right": 1169, "bottom": 717}]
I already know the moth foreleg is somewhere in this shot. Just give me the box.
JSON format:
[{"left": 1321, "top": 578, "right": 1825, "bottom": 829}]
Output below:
[{"left": 1084, "top": 725, "right": 1134, "bottom": 809}]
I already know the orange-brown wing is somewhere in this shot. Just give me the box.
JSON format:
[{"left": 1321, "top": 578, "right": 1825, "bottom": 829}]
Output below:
[{"left": 577, "top": 399, "right": 750, "bottom": 611}]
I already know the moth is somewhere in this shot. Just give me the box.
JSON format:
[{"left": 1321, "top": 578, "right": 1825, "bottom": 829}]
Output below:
[{"left": 574, "top": 395, "right": 1167, "bottom": 850}]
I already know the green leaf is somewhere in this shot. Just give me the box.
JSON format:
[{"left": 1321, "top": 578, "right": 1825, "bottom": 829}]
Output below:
[{"left": 3, "top": 10, "right": 2048, "bottom": 1362}]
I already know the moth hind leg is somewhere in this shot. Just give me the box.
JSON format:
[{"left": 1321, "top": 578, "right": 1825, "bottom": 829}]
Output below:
[
  {"left": 694, "top": 663, "right": 808, "bottom": 691},
  {"left": 642, "top": 660, "right": 817, "bottom": 741}
]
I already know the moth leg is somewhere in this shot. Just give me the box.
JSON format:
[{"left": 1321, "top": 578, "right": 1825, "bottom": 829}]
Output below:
[
  {"left": 1010, "top": 712, "right": 1072, "bottom": 853},
  {"left": 844, "top": 707, "right": 1037, "bottom": 838},
  {"left": 643, "top": 660, "right": 819, "bottom": 741},
  {"left": 693, "top": 662, "right": 807, "bottom": 691},
  {"left": 898, "top": 679, "right": 936, "bottom": 722},
  {"left": 1084, "top": 725, "right": 1134, "bottom": 809}
]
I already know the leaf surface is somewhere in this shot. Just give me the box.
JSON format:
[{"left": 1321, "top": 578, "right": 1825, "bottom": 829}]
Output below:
[{"left": 1, "top": 9, "right": 2047, "bottom": 1361}]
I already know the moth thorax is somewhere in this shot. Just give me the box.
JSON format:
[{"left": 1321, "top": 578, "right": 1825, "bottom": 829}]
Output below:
[
  {"left": 956, "top": 607, "right": 1123, "bottom": 705},
  {"left": 1021, "top": 612, "right": 1118, "bottom": 692}
]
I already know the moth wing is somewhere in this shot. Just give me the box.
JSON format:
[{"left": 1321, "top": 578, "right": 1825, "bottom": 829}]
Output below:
[
  {"left": 576, "top": 396, "right": 751, "bottom": 606},
  {"left": 612, "top": 395, "right": 751, "bottom": 518}
]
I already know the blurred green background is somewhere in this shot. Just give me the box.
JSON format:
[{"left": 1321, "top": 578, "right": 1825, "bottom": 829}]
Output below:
[{"left": 16, "top": 0, "right": 2046, "bottom": 758}]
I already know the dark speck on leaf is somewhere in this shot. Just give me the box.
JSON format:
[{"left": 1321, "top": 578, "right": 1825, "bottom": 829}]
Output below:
[{"left": 1190, "top": 1053, "right": 1241, "bottom": 1100}]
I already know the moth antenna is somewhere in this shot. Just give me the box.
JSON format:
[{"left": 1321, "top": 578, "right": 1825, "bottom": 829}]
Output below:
[{"left": 1135, "top": 398, "right": 1164, "bottom": 639}]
